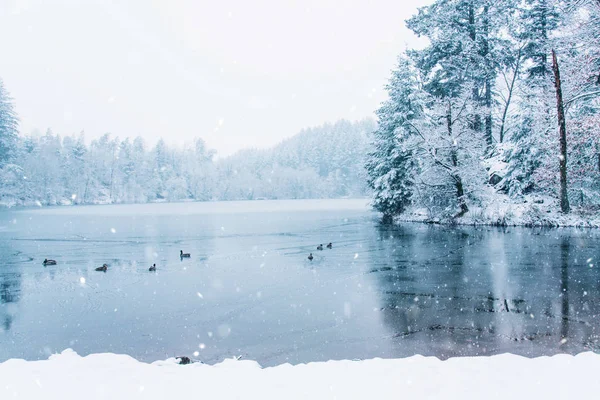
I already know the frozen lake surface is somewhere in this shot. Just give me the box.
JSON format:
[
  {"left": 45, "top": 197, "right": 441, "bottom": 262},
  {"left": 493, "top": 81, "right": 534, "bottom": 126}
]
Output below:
[{"left": 0, "top": 199, "right": 599, "bottom": 365}]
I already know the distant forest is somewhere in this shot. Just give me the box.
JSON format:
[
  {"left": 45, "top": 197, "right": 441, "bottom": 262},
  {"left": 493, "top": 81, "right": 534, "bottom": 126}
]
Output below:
[{"left": 0, "top": 87, "right": 372, "bottom": 207}]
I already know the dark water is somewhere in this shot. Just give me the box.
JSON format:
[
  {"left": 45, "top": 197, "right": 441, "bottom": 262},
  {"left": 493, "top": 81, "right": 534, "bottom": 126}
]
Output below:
[{"left": 0, "top": 200, "right": 599, "bottom": 366}]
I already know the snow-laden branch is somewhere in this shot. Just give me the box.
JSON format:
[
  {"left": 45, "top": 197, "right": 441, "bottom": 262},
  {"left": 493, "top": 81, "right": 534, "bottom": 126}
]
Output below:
[{"left": 566, "top": 90, "right": 600, "bottom": 106}]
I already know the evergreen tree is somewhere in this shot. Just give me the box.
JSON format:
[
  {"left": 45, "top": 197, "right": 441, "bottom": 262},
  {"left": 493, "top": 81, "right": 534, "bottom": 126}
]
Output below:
[
  {"left": 521, "top": 0, "right": 560, "bottom": 78},
  {"left": 366, "top": 56, "right": 424, "bottom": 221}
]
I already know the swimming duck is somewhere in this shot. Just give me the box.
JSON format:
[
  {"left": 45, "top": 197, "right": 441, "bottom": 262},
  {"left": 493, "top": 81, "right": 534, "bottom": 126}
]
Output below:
[
  {"left": 326, "top": 243, "right": 332, "bottom": 249},
  {"left": 180, "top": 250, "right": 191, "bottom": 258},
  {"left": 43, "top": 259, "right": 57, "bottom": 266},
  {"left": 308, "top": 253, "right": 314, "bottom": 261},
  {"left": 317, "top": 244, "right": 324, "bottom": 251},
  {"left": 149, "top": 264, "right": 156, "bottom": 272},
  {"left": 95, "top": 264, "right": 108, "bottom": 272}
]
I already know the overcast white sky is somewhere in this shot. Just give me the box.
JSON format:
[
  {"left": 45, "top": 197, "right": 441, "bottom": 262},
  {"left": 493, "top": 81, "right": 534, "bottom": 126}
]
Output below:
[{"left": 0, "top": 0, "right": 428, "bottom": 156}]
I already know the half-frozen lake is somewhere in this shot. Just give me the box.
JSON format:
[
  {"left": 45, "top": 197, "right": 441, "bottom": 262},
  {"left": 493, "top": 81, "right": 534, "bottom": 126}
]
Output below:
[{"left": 0, "top": 199, "right": 599, "bottom": 365}]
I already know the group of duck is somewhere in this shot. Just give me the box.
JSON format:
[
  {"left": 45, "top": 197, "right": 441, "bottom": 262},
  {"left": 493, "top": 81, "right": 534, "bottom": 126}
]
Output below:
[
  {"left": 42, "top": 244, "right": 329, "bottom": 271},
  {"left": 308, "top": 242, "right": 333, "bottom": 261},
  {"left": 42, "top": 250, "right": 192, "bottom": 272}
]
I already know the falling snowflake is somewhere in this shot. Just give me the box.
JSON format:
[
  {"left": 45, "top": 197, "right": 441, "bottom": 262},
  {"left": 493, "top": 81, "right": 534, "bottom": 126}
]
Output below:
[
  {"left": 79, "top": 277, "right": 86, "bottom": 284},
  {"left": 110, "top": 228, "right": 116, "bottom": 233},
  {"left": 218, "top": 324, "right": 231, "bottom": 338}
]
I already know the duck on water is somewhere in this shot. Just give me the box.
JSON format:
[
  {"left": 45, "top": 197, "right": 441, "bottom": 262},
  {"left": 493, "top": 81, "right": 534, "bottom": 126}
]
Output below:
[
  {"left": 95, "top": 264, "right": 108, "bottom": 272},
  {"left": 43, "top": 259, "right": 57, "bottom": 266},
  {"left": 180, "top": 250, "right": 191, "bottom": 258}
]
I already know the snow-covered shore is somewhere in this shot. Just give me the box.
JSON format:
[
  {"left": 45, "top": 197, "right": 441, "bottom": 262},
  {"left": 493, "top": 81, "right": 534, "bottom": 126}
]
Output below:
[
  {"left": 1, "top": 350, "right": 598, "bottom": 399},
  {"left": 398, "top": 193, "right": 600, "bottom": 228}
]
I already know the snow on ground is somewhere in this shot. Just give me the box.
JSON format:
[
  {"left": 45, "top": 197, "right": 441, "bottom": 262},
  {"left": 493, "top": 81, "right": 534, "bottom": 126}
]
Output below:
[
  {"left": 1, "top": 349, "right": 599, "bottom": 399},
  {"left": 399, "top": 188, "right": 600, "bottom": 228}
]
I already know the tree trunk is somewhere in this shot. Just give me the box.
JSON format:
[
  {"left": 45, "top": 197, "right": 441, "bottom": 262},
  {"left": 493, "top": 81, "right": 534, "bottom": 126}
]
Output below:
[
  {"left": 485, "top": 79, "right": 493, "bottom": 148},
  {"left": 499, "top": 48, "right": 523, "bottom": 143},
  {"left": 551, "top": 49, "right": 570, "bottom": 213},
  {"left": 483, "top": 6, "right": 493, "bottom": 150},
  {"left": 468, "top": 2, "right": 482, "bottom": 133},
  {"left": 540, "top": 3, "right": 548, "bottom": 75},
  {"left": 447, "top": 103, "right": 469, "bottom": 217},
  {"left": 381, "top": 213, "right": 393, "bottom": 225}
]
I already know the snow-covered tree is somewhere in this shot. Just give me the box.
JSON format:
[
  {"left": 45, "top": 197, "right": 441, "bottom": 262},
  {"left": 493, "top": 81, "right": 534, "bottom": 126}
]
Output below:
[
  {"left": 366, "top": 56, "right": 424, "bottom": 221},
  {"left": 407, "top": 0, "right": 518, "bottom": 149},
  {"left": 0, "top": 79, "right": 18, "bottom": 166}
]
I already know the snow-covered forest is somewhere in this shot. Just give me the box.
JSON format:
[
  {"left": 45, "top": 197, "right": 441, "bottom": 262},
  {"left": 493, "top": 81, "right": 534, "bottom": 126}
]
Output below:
[
  {"left": 366, "top": 0, "right": 600, "bottom": 224},
  {"left": 2, "top": 0, "right": 599, "bottom": 221},
  {"left": 0, "top": 81, "right": 372, "bottom": 206}
]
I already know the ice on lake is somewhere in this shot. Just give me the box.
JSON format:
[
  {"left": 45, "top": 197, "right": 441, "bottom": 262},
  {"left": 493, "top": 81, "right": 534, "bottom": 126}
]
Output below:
[{"left": 0, "top": 199, "right": 599, "bottom": 365}]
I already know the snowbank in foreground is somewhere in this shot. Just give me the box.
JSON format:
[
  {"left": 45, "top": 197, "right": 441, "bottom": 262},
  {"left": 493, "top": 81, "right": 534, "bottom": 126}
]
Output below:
[{"left": 1, "top": 350, "right": 599, "bottom": 400}]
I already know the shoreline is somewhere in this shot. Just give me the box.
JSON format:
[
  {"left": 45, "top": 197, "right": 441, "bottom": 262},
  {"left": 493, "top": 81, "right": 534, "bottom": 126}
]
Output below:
[
  {"left": 3, "top": 196, "right": 598, "bottom": 228},
  {"left": 390, "top": 194, "right": 600, "bottom": 229},
  {"left": 394, "top": 213, "right": 600, "bottom": 229},
  {"left": 0, "top": 197, "right": 371, "bottom": 212}
]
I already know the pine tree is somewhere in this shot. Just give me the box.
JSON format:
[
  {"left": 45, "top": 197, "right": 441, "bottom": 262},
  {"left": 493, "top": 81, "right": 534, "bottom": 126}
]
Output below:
[
  {"left": 366, "top": 56, "right": 424, "bottom": 222},
  {"left": 521, "top": 0, "right": 560, "bottom": 78}
]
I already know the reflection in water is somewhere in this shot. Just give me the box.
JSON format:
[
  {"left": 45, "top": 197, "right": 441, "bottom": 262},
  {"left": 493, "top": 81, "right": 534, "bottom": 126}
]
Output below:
[
  {"left": 1, "top": 201, "right": 599, "bottom": 364},
  {"left": 561, "top": 237, "right": 569, "bottom": 341},
  {"left": 370, "top": 224, "right": 600, "bottom": 359},
  {"left": 0, "top": 205, "right": 223, "bottom": 361},
  {"left": 0, "top": 273, "right": 21, "bottom": 331},
  {"left": 489, "top": 232, "right": 512, "bottom": 339},
  {"left": 0, "top": 236, "right": 22, "bottom": 332}
]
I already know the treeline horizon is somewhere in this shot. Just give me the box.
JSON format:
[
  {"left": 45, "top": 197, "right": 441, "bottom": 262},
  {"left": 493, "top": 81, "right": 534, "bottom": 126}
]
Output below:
[{"left": 0, "top": 91, "right": 373, "bottom": 206}]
